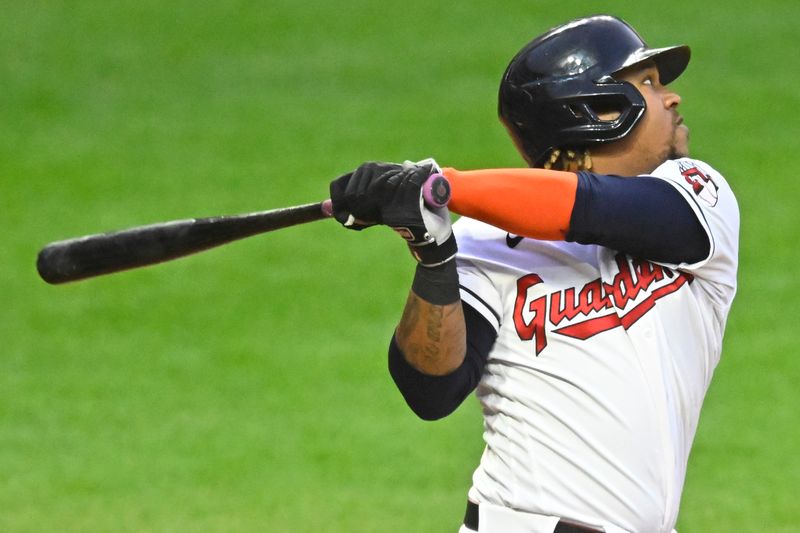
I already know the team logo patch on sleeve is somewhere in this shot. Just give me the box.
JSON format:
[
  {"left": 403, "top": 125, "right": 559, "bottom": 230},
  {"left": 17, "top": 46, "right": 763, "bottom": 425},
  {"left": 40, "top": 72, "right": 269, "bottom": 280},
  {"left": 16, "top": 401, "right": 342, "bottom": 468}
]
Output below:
[{"left": 678, "top": 161, "right": 719, "bottom": 207}]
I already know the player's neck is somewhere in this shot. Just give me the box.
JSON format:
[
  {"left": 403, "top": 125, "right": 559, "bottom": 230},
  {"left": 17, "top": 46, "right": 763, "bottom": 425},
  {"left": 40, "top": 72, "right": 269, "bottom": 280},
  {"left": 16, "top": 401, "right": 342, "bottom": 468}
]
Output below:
[
  {"left": 590, "top": 150, "right": 662, "bottom": 176},
  {"left": 589, "top": 138, "right": 669, "bottom": 176}
]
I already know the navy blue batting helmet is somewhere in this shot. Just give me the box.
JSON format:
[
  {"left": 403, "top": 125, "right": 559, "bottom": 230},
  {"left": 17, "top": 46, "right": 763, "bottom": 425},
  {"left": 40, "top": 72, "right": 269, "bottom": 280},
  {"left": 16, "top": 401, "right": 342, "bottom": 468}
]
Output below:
[{"left": 499, "top": 15, "right": 690, "bottom": 167}]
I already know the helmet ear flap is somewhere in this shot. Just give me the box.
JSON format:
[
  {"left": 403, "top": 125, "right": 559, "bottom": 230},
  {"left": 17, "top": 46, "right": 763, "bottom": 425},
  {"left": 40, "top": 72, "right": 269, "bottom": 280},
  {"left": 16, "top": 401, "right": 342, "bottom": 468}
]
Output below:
[
  {"left": 540, "top": 76, "right": 648, "bottom": 147},
  {"left": 575, "top": 80, "right": 647, "bottom": 131}
]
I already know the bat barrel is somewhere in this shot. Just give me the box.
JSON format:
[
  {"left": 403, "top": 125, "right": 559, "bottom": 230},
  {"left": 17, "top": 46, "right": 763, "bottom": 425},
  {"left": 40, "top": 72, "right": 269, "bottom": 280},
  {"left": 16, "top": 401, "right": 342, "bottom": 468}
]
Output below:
[
  {"left": 37, "top": 202, "right": 327, "bottom": 284},
  {"left": 37, "top": 219, "right": 201, "bottom": 284}
]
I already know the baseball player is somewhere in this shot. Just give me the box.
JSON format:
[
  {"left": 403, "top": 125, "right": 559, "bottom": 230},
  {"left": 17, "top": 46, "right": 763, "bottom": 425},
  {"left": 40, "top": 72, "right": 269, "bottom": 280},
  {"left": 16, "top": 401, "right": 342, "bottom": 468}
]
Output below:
[{"left": 330, "top": 15, "right": 738, "bottom": 533}]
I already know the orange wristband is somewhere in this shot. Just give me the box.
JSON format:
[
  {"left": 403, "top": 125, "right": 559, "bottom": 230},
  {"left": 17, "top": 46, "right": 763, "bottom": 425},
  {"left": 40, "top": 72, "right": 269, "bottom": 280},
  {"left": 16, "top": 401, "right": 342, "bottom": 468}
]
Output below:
[{"left": 441, "top": 167, "right": 579, "bottom": 241}]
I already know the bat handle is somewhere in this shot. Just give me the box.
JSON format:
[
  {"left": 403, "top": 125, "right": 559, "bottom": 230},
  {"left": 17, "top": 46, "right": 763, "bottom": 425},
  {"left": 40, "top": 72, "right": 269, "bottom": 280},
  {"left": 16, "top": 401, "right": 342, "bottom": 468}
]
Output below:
[{"left": 320, "top": 173, "right": 450, "bottom": 217}]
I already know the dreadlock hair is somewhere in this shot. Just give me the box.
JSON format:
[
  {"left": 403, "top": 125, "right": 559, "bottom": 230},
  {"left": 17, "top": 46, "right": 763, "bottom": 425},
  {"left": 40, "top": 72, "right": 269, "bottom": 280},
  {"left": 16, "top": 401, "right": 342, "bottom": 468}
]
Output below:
[{"left": 541, "top": 148, "right": 593, "bottom": 172}]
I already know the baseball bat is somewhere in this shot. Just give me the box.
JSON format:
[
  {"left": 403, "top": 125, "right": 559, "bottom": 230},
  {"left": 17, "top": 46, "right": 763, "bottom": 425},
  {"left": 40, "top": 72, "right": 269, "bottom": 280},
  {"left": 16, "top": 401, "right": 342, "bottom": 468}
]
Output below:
[{"left": 37, "top": 173, "right": 451, "bottom": 284}]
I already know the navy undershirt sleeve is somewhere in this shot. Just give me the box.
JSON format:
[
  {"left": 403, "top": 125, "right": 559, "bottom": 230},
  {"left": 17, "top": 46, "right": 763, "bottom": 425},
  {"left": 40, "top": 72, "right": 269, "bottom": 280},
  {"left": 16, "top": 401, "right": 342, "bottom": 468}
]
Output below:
[
  {"left": 566, "top": 171, "right": 710, "bottom": 264},
  {"left": 388, "top": 302, "right": 496, "bottom": 421}
]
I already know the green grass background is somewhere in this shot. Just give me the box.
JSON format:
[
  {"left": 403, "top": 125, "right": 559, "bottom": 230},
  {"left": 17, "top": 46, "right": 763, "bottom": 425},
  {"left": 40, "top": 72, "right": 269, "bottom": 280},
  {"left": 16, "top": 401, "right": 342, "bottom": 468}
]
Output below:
[{"left": 2, "top": 0, "right": 798, "bottom": 531}]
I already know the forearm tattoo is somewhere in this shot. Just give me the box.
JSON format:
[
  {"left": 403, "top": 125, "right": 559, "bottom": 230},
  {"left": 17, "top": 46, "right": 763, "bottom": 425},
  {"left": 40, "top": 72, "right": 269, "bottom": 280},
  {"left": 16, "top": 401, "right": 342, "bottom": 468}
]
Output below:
[{"left": 396, "top": 292, "right": 465, "bottom": 373}]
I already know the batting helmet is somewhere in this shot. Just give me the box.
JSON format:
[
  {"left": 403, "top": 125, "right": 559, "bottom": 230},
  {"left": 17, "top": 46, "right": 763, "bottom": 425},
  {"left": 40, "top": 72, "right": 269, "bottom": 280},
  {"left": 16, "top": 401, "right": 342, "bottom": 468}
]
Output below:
[{"left": 499, "top": 15, "right": 690, "bottom": 167}]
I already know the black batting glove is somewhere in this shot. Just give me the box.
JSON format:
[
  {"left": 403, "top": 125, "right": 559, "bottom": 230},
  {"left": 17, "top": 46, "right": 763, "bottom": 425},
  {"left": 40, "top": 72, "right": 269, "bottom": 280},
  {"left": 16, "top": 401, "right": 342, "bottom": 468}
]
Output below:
[
  {"left": 329, "top": 159, "right": 457, "bottom": 267},
  {"left": 329, "top": 162, "right": 402, "bottom": 230}
]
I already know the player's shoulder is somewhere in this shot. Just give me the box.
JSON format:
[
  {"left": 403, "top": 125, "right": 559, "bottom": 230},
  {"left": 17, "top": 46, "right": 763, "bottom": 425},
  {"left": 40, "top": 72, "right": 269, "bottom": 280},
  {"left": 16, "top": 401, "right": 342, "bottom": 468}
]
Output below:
[
  {"left": 647, "top": 157, "right": 740, "bottom": 290},
  {"left": 648, "top": 157, "right": 736, "bottom": 211},
  {"left": 650, "top": 157, "right": 729, "bottom": 185}
]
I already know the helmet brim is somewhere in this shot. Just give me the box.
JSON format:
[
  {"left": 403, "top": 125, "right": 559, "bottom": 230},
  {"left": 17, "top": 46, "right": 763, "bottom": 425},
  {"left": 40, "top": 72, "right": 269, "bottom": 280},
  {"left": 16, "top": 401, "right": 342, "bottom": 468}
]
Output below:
[{"left": 615, "top": 45, "right": 691, "bottom": 85}]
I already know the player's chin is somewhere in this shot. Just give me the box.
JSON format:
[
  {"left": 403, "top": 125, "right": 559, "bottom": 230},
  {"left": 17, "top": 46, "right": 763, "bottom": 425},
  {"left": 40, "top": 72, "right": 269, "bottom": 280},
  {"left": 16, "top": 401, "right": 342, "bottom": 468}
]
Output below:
[{"left": 670, "top": 125, "right": 691, "bottom": 159}]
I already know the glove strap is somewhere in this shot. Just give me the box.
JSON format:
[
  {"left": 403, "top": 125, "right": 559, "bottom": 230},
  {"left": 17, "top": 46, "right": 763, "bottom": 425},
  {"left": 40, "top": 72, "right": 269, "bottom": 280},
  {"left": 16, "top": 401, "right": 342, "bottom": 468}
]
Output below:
[{"left": 407, "top": 233, "right": 457, "bottom": 268}]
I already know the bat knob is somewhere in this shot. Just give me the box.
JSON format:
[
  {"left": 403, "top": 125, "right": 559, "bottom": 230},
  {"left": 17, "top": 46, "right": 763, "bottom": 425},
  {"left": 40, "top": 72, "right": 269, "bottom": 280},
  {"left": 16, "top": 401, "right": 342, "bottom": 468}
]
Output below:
[{"left": 423, "top": 173, "right": 451, "bottom": 208}]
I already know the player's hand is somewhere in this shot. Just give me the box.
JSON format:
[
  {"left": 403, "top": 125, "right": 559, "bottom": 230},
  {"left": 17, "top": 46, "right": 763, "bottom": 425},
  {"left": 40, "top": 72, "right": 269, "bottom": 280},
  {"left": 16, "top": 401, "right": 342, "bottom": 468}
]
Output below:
[
  {"left": 329, "top": 159, "right": 457, "bottom": 267},
  {"left": 329, "top": 162, "right": 400, "bottom": 230}
]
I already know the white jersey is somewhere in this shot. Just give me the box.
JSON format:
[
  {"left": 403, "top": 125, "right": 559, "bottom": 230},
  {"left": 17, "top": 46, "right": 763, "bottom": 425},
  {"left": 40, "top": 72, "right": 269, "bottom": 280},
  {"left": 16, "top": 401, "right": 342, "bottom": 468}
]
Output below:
[{"left": 453, "top": 158, "right": 739, "bottom": 532}]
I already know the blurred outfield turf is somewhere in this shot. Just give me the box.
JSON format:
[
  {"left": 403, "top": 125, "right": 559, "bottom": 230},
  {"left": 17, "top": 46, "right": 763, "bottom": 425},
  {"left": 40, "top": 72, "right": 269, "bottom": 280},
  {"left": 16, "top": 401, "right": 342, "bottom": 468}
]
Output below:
[{"left": 1, "top": 1, "right": 798, "bottom": 531}]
